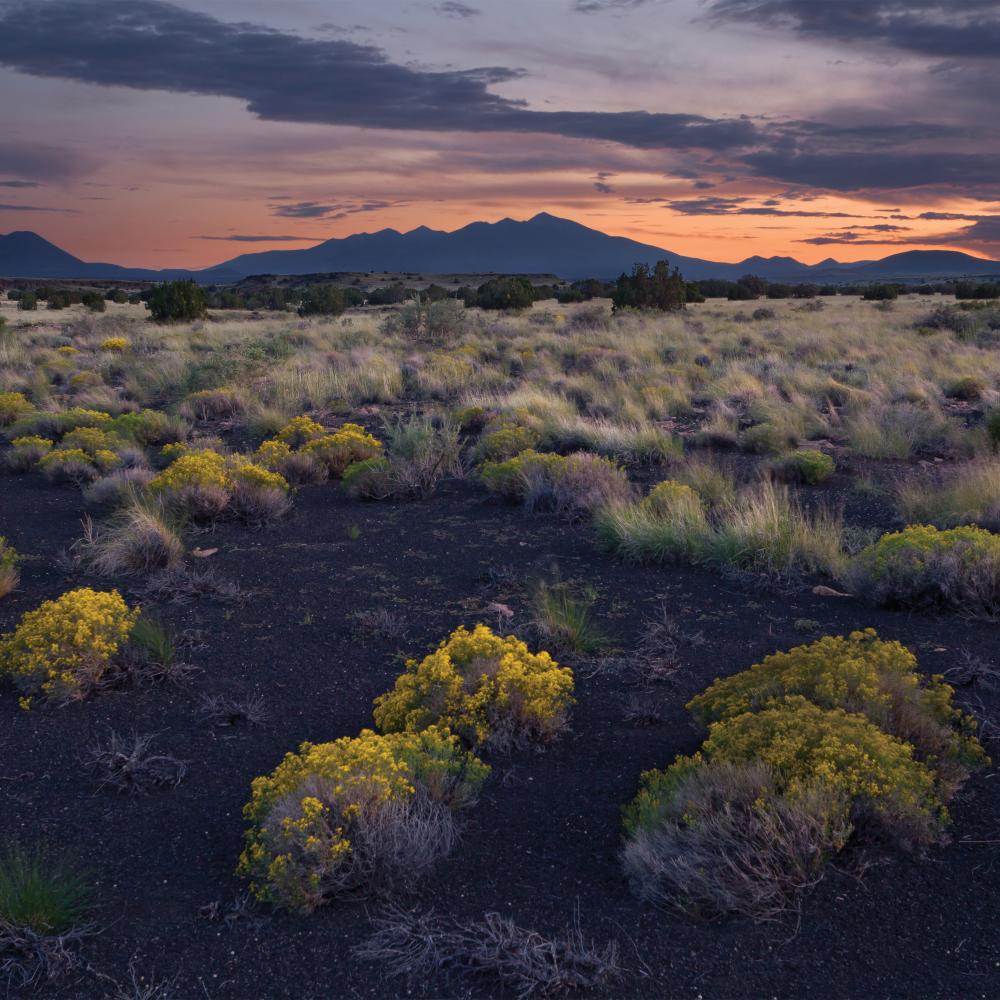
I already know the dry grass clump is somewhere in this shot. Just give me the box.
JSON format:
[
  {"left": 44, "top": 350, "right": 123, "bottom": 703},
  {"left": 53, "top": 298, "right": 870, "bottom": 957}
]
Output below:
[
  {"left": 622, "top": 761, "right": 850, "bottom": 920},
  {"left": 356, "top": 907, "right": 622, "bottom": 997},
  {"left": 896, "top": 459, "right": 1000, "bottom": 531},
  {"left": 73, "top": 505, "right": 183, "bottom": 576},
  {"left": 87, "top": 730, "right": 188, "bottom": 793}
]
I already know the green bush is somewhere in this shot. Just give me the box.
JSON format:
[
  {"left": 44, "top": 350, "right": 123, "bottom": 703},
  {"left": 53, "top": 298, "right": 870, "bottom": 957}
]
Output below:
[
  {"left": 847, "top": 524, "right": 1000, "bottom": 616},
  {"left": 773, "top": 449, "right": 835, "bottom": 485},
  {"left": 148, "top": 280, "right": 207, "bottom": 322}
]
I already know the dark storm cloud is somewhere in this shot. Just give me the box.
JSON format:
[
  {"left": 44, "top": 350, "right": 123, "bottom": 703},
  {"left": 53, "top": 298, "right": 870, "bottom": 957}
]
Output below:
[
  {"left": 0, "top": 179, "right": 41, "bottom": 188},
  {"left": 0, "top": 0, "right": 758, "bottom": 154},
  {"left": 742, "top": 151, "right": 1000, "bottom": 191},
  {"left": 799, "top": 215, "right": 1000, "bottom": 253},
  {"left": 0, "top": 202, "right": 74, "bottom": 212},
  {"left": 666, "top": 196, "right": 855, "bottom": 218},
  {"left": 0, "top": 143, "right": 98, "bottom": 182},
  {"left": 704, "top": 1, "right": 1000, "bottom": 60},
  {"left": 270, "top": 200, "right": 399, "bottom": 221}
]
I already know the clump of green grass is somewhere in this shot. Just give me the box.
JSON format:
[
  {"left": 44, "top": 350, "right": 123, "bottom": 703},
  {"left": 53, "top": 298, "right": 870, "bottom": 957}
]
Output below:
[
  {"left": 531, "top": 581, "right": 608, "bottom": 654},
  {"left": 0, "top": 844, "right": 90, "bottom": 935}
]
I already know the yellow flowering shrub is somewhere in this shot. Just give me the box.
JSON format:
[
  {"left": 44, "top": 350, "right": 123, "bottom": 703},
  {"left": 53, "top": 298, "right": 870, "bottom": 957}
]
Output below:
[
  {"left": 478, "top": 449, "right": 565, "bottom": 502},
  {"left": 626, "top": 697, "right": 945, "bottom": 845},
  {"left": 0, "top": 391, "right": 33, "bottom": 427},
  {"left": 300, "top": 423, "right": 383, "bottom": 476},
  {"left": 478, "top": 424, "right": 540, "bottom": 462},
  {"left": 0, "top": 587, "right": 140, "bottom": 702},
  {"left": 100, "top": 337, "right": 130, "bottom": 352},
  {"left": 254, "top": 438, "right": 293, "bottom": 470},
  {"left": 148, "top": 450, "right": 230, "bottom": 495},
  {"left": 56, "top": 345, "right": 79, "bottom": 356},
  {"left": 274, "top": 415, "right": 326, "bottom": 447},
  {"left": 847, "top": 524, "right": 1000, "bottom": 615},
  {"left": 688, "top": 629, "right": 987, "bottom": 780},
  {"left": 37, "top": 447, "right": 99, "bottom": 481},
  {"left": 373, "top": 624, "right": 574, "bottom": 749},
  {"left": 60, "top": 426, "right": 123, "bottom": 456},
  {"left": 238, "top": 727, "right": 488, "bottom": 912},
  {"left": 8, "top": 435, "right": 53, "bottom": 470},
  {"left": 229, "top": 459, "right": 289, "bottom": 492},
  {"left": 69, "top": 371, "right": 104, "bottom": 390}
]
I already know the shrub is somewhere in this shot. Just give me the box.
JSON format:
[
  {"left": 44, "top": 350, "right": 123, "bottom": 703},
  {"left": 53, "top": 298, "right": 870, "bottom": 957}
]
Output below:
[
  {"left": 238, "top": 727, "right": 488, "bottom": 912},
  {"left": 108, "top": 409, "right": 183, "bottom": 446},
  {"left": 628, "top": 698, "right": 945, "bottom": 854},
  {"left": 37, "top": 448, "right": 103, "bottom": 483},
  {"left": 478, "top": 424, "right": 540, "bottom": 462},
  {"left": 773, "top": 449, "right": 835, "bottom": 485},
  {"left": 688, "top": 629, "right": 986, "bottom": 788},
  {"left": 148, "top": 450, "right": 289, "bottom": 523},
  {"left": 480, "top": 449, "right": 630, "bottom": 517},
  {"left": 100, "top": 337, "right": 129, "bottom": 352},
  {"left": 4, "top": 435, "right": 52, "bottom": 472},
  {"left": 621, "top": 760, "right": 851, "bottom": 919},
  {"left": 147, "top": 450, "right": 230, "bottom": 518},
  {"left": 300, "top": 423, "right": 383, "bottom": 477},
  {"left": 147, "top": 280, "right": 207, "bottom": 322},
  {"left": 0, "top": 391, "right": 33, "bottom": 427},
  {"left": 0, "top": 588, "right": 140, "bottom": 702},
  {"left": 0, "top": 537, "right": 19, "bottom": 599},
  {"left": 373, "top": 624, "right": 574, "bottom": 750},
  {"left": 274, "top": 415, "right": 326, "bottom": 447},
  {"left": 343, "top": 415, "right": 461, "bottom": 500},
  {"left": 847, "top": 524, "right": 1000, "bottom": 616}
]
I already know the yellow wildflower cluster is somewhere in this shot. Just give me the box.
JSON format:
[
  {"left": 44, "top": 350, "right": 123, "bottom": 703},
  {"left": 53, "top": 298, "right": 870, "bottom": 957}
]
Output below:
[
  {"left": 56, "top": 345, "right": 79, "bottom": 356},
  {"left": 238, "top": 727, "right": 488, "bottom": 912},
  {"left": 37, "top": 447, "right": 120, "bottom": 478},
  {"left": 274, "top": 415, "right": 326, "bottom": 447},
  {"left": 262, "top": 416, "right": 382, "bottom": 477},
  {"left": 0, "top": 587, "right": 139, "bottom": 702},
  {"left": 0, "top": 391, "right": 33, "bottom": 427},
  {"left": 10, "top": 436, "right": 53, "bottom": 453},
  {"left": 373, "top": 624, "right": 574, "bottom": 748},
  {"left": 100, "top": 337, "right": 130, "bottom": 352},
  {"left": 149, "top": 449, "right": 288, "bottom": 496},
  {"left": 688, "top": 628, "right": 986, "bottom": 774}
]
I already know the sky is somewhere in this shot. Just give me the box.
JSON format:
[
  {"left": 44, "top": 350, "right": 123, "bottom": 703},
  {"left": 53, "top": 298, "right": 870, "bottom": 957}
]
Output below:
[{"left": 0, "top": 0, "right": 998, "bottom": 269}]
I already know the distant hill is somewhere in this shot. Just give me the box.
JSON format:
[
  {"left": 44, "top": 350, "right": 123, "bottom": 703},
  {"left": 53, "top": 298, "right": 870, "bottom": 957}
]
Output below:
[{"left": 2, "top": 216, "right": 999, "bottom": 284}]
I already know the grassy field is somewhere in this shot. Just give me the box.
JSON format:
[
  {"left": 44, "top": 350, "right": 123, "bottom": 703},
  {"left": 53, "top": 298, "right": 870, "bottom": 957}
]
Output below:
[{"left": 1, "top": 292, "right": 999, "bottom": 998}]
